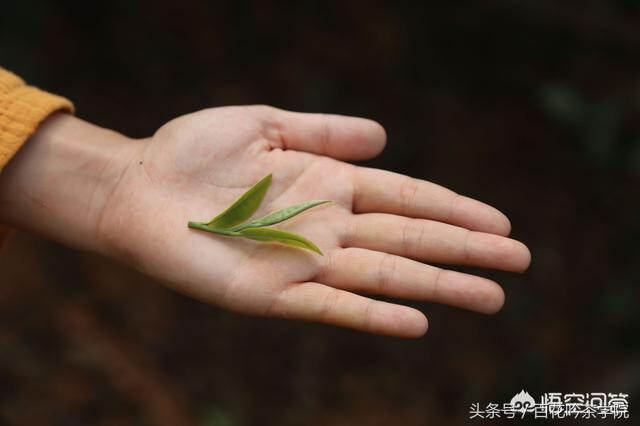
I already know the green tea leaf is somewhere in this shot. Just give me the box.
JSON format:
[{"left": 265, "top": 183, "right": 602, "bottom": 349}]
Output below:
[
  {"left": 231, "top": 200, "right": 331, "bottom": 231},
  {"left": 207, "top": 174, "right": 272, "bottom": 229},
  {"left": 189, "top": 173, "right": 327, "bottom": 255},
  {"left": 187, "top": 221, "right": 242, "bottom": 236},
  {"left": 238, "top": 227, "right": 323, "bottom": 255}
]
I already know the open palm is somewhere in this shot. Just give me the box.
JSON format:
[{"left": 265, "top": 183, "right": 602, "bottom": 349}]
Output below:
[{"left": 101, "top": 106, "right": 530, "bottom": 337}]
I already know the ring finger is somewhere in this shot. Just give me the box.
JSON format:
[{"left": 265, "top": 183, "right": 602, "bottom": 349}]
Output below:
[
  {"left": 316, "top": 247, "right": 505, "bottom": 314},
  {"left": 343, "top": 213, "right": 531, "bottom": 272}
]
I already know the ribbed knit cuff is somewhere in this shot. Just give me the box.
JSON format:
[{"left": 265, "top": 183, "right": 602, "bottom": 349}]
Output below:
[
  {"left": 0, "top": 67, "right": 74, "bottom": 170},
  {"left": 0, "top": 67, "right": 75, "bottom": 250}
]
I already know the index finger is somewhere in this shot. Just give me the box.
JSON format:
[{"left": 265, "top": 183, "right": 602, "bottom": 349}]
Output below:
[
  {"left": 268, "top": 107, "right": 387, "bottom": 161},
  {"left": 353, "top": 168, "right": 512, "bottom": 236}
]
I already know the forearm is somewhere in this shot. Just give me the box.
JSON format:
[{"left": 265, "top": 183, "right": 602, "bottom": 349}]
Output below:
[{"left": 0, "top": 113, "right": 137, "bottom": 253}]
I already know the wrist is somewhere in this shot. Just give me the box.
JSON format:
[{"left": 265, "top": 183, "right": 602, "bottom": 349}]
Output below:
[{"left": 0, "top": 113, "right": 140, "bottom": 253}]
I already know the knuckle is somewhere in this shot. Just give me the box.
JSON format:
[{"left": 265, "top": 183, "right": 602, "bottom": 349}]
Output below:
[
  {"left": 343, "top": 214, "right": 359, "bottom": 247},
  {"left": 361, "top": 299, "right": 375, "bottom": 331},
  {"left": 462, "top": 230, "right": 472, "bottom": 263},
  {"left": 400, "top": 177, "right": 420, "bottom": 215},
  {"left": 415, "top": 220, "right": 427, "bottom": 248},
  {"left": 319, "top": 113, "right": 331, "bottom": 155},
  {"left": 319, "top": 288, "right": 341, "bottom": 322},
  {"left": 377, "top": 253, "right": 398, "bottom": 294},
  {"left": 248, "top": 104, "right": 278, "bottom": 115},
  {"left": 448, "top": 193, "right": 461, "bottom": 222},
  {"left": 317, "top": 248, "right": 340, "bottom": 281},
  {"left": 400, "top": 217, "right": 416, "bottom": 257},
  {"left": 430, "top": 267, "right": 443, "bottom": 300}
]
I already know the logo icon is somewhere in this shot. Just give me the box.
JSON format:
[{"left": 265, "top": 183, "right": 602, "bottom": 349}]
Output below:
[{"left": 510, "top": 390, "right": 536, "bottom": 414}]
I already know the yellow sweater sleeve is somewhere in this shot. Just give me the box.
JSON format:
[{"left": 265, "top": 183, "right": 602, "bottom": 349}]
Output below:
[{"left": 0, "top": 67, "right": 74, "bottom": 248}]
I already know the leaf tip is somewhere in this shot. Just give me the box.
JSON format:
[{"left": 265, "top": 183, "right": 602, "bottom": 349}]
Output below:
[{"left": 305, "top": 240, "right": 324, "bottom": 255}]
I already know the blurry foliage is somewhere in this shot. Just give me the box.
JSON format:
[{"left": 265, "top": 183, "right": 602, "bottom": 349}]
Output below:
[
  {"left": 201, "top": 406, "right": 241, "bottom": 426},
  {"left": 1, "top": 1, "right": 639, "bottom": 425},
  {"left": 539, "top": 83, "right": 640, "bottom": 172}
]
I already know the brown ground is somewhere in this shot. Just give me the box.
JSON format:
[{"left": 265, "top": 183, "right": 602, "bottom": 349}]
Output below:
[{"left": 1, "top": 1, "right": 639, "bottom": 425}]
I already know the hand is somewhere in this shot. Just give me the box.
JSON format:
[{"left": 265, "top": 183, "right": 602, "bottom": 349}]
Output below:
[{"left": 0, "top": 107, "right": 530, "bottom": 337}]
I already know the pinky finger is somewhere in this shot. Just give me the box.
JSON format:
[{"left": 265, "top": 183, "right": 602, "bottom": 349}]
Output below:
[{"left": 268, "top": 282, "right": 428, "bottom": 338}]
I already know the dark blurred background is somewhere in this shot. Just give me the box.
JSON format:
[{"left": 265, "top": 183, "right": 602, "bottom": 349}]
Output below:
[{"left": 1, "top": 1, "right": 639, "bottom": 425}]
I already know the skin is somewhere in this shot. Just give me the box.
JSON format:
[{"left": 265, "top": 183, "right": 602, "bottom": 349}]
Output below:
[{"left": 0, "top": 106, "right": 531, "bottom": 338}]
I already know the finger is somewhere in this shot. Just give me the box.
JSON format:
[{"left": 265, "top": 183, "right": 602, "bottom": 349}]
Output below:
[
  {"left": 353, "top": 167, "right": 511, "bottom": 236},
  {"left": 317, "top": 247, "right": 505, "bottom": 314},
  {"left": 268, "top": 281, "right": 427, "bottom": 338},
  {"left": 345, "top": 214, "right": 531, "bottom": 272},
  {"left": 271, "top": 108, "right": 387, "bottom": 160}
]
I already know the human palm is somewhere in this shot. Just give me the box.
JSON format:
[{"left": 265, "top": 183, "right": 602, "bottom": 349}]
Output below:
[{"left": 102, "top": 106, "right": 530, "bottom": 337}]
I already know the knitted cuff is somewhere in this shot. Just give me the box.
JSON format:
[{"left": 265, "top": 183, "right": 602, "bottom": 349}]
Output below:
[
  {"left": 0, "top": 67, "right": 74, "bottom": 170},
  {"left": 0, "top": 67, "right": 75, "bottom": 250}
]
